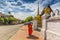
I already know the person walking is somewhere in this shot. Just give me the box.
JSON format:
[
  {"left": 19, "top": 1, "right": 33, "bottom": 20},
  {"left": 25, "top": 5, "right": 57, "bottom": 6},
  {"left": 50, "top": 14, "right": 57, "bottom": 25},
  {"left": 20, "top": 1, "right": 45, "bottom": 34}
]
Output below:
[{"left": 28, "top": 22, "right": 33, "bottom": 36}]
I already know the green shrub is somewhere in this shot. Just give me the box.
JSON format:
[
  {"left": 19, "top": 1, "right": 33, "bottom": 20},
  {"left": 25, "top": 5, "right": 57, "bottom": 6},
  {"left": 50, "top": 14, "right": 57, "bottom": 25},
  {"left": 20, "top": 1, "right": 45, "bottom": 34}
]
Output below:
[{"left": 0, "top": 17, "right": 4, "bottom": 24}]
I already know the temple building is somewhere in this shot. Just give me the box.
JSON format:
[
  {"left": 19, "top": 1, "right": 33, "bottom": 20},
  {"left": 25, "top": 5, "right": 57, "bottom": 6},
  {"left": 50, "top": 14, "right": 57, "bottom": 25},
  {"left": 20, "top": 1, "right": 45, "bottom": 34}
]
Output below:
[
  {"left": 35, "top": 2, "right": 42, "bottom": 27},
  {"left": 33, "top": 2, "right": 55, "bottom": 30},
  {"left": 33, "top": 2, "right": 42, "bottom": 30},
  {"left": 41, "top": 5, "right": 55, "bottom": 19}
]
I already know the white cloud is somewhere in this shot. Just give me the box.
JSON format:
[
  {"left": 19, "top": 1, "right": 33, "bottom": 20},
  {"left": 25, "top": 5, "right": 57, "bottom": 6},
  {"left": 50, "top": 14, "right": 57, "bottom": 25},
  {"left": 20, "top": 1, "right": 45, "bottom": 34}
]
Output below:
[
  {"left": 0, "top": 0, "right": 43, "bottom": 20},
  {"left": 8, "top": 8, "right": 13, "bottom": 11},
  {"left": 13, "top": 12, "right": 34, "bottom": 20},
  {"left": 11, "top": 0, "right": 44, "bottom": 20},
  {"left": 22, "top": 3, "right": 36, "bottom": 11},
  {"left": 0, "top": 9, "right": 4, "bottom": 12},
  {"left": 51, "top": 2, "right": 60, "bottom": 10}
]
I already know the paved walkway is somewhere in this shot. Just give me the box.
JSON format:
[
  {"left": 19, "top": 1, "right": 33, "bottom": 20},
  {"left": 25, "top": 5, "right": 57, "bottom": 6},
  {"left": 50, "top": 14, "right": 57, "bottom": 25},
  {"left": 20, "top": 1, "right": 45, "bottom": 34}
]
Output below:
[
  {"left": 9, "top": 25, "right": 43, "bottom": 40},
  {"left": 0, "top": 24, "right": 24, "bottom": 40}
]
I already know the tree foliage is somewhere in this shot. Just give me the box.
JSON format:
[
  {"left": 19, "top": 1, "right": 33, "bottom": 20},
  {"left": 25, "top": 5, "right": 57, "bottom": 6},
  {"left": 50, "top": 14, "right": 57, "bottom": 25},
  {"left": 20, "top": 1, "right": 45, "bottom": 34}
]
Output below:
[
  {"left": 4, "top": 17, "right": 9, "bottom": 24},
  {"left": 0, "top": 11, "right": 20, "bottom": 25},
  {"left": 8, "top": 11, "right": 11, "bottom": 15},
  {"left": 25, "top": 16, "right": 33, "bottom": 22},
  {"left": 0, "top": 17, "right": 4, "bottom": 24}
]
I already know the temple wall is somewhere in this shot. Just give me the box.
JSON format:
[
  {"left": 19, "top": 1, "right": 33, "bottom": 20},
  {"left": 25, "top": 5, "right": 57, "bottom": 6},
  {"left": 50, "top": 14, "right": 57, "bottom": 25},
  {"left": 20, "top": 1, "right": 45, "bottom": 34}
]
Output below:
[
  {"left": 46, "top": 21, "right": 60, "bottom": 40},
  {"left": 41, "top": 19, "right": 46, "bottom": 40},
  {"left": 33, "top": 20, "right": 37, "bottom": 29},
  {"left": 41, "top": 17, "right": 60, "bottom": 40}
]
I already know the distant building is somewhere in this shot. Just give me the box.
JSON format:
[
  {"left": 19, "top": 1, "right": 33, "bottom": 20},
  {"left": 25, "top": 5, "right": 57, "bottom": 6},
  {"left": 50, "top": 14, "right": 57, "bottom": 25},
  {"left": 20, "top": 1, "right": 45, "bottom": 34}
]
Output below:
[{"left": 0, "top": 12, "right": 9, "bottom": 17}]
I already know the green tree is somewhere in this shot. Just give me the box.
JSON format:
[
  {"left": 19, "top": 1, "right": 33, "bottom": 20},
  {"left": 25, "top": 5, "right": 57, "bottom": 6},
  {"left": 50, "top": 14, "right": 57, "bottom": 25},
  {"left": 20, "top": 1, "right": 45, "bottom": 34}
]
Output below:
[
  {"left": 8, "top": 11, "right": 14, "bottom": 17},
  {"left": 8, "top": 17, "right": 17, "bottom": 24},
  {"left": 8, "top": 11, "right": 16, "bottom": 24},
  {"left": 4, "top": 17, "right": 9, "bottom": 24},
  {"left": 0, "top": 17, "right": 4, "bottom": 24},
  {"left": 25, "top": 16, "right": 33, "bottom": 22}
]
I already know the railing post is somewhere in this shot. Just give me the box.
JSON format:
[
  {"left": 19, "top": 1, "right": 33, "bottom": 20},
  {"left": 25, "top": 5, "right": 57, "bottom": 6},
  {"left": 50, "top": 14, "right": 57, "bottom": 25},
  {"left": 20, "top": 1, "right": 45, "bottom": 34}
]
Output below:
[{"left": 44, "top": 19, "right": 47, "bottom": 40}]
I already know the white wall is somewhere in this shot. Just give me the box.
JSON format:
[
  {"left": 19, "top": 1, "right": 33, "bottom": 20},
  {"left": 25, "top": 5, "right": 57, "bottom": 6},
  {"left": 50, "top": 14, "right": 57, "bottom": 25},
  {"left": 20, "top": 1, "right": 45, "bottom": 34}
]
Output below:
[
  {"left": 47, "top": 22, "right": 60, "bottom": 34},
  {"left": 41, "top": 18, "right": 60, "bottom": 40},
  {"left": 46, "top": 21, "right": 60, "bottom": 40},
  {"left": 41, "top": 19, "right": 47, "bottom": 40},
  {"left": 33, "top": 20, "right": 37, "bottom": 29}
]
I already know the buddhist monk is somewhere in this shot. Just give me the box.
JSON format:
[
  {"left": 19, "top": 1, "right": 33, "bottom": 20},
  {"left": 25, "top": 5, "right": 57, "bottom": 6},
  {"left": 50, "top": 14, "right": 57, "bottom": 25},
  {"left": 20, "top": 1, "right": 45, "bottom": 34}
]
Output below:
[{"left": 28, "top": 22, "right": 33, "bottom": 36}]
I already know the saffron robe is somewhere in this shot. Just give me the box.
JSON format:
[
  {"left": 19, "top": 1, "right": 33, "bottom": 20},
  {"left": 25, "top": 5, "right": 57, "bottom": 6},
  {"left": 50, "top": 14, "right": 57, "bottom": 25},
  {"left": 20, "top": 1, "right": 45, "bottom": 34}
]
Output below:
[{"left": 28, "top": 23, "right": 33, "bottom": 35}]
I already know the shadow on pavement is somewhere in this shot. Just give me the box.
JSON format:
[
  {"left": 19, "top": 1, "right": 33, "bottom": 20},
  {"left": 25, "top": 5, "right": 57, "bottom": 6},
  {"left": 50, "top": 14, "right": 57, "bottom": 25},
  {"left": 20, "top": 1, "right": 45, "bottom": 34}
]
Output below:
[{"left": 27, "top": 35, "right": 39, "bottom": 39}]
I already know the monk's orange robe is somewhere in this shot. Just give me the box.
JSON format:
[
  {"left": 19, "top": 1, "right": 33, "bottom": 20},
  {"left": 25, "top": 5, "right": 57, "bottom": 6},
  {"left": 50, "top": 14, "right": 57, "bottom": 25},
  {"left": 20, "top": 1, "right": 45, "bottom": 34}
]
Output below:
[{"left": 28, "top": 23, "right": 33, "bottom": 36}]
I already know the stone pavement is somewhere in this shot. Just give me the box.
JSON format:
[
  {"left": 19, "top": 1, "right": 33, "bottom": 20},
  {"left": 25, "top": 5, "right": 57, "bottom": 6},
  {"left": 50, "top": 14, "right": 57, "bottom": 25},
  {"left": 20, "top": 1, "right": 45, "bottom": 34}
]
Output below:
[{"left": 9, "top": 25, "right": 43, "bottom": 40}]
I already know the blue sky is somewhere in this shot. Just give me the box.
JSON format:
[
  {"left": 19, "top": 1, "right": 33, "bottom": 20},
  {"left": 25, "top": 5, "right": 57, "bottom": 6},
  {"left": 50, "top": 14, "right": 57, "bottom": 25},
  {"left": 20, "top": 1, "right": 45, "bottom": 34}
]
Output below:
[{"left": 0, "top": 0, "right": 60, "bottom": 20}]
